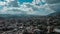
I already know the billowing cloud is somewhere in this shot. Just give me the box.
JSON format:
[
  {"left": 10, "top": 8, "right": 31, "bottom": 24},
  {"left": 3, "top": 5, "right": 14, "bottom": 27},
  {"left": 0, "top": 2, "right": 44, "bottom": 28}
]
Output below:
[
  {"left": 32, "top": 0, "right": 41, "bottom": 4},
  {"left": 46, "top": 0, "right": 60, "bottom": 4},
  {"left": 0, "top": 1, "right": 6, "bottom": 5},
  {"left": 0, "top": 0, "right": 55, "bottom": 15},
  {"left": 5, "top": 0, "right": 15, "bottom": 2}
]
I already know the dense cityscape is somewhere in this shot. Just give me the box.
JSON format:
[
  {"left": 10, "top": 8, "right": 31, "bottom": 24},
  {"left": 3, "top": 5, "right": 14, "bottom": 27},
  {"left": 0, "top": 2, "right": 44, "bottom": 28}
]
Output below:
[{"left": 0, "top": 14, "right": 60, "bottom": 34}]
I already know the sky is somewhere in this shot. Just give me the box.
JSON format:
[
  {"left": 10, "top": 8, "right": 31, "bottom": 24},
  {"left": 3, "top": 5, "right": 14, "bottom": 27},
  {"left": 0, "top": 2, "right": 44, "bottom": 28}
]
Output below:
[
  {"left": 18, "top": 0, "right": 33, "bottom": 4},
  {"left": 0, "top": 0, "right": 46, "bottom": 6},
  {"left": 0, "top": 0, "right": 55, "bottom": 15},
  {"left": 0, "top": 0, "right": 33, "bottom": 3}
]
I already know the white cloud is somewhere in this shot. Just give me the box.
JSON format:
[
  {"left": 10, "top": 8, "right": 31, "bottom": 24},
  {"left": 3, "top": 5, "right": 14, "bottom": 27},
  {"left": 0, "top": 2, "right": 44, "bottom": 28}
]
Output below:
[
  {"left": 42, "top": 0, "right": 46, "bottom": 2},
  {"left": 32, "top": 0, "right": 41, "bottom": 4},
  {"left": 6, "top": 0, "right": 15, "bottom": 2},
  {"left": 0, "top": 2, "right": 6, "bottom": 5},
  {"left": 0, "top": 0, "right": 55, "bottom": 15}
]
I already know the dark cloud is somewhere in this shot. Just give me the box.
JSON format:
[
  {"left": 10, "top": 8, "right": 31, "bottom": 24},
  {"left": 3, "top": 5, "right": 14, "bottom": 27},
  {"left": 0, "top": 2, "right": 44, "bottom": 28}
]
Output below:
[
  {"left": 0, "top": 0, "right": 4, "bottom": 1},
  {"left": 46, "top": 0, "right": 60, "bottom": 4},
  {"left": 9, "top": 0, "right": 19, "bottom": 7},
  {"left": 49, "top": 4, "right": 60, "bottom": 12},
  {"left": 46, "top": 0, "right": 60, "bottom": 12}
]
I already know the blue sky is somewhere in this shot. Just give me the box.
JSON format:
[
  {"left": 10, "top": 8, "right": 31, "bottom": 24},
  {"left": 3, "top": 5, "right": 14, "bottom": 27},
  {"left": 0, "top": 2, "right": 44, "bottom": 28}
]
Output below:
[
  {"left": 18, "top": 0, "right": 33, "bottom": 4},
  {"left": 0, "top": 0, "right": 4, "bottom": 1},
  {"left": 0, "top": 0, "right": 33, "bottom": 9},
  {"left": 0, "top": 0, "right": 33, "bottom": 3},
  {"left": 0, "top": 0, "right": 46, "bottom": 5},
  {"left": 0, "top": 0, "right": 46, "bottom": 6}
]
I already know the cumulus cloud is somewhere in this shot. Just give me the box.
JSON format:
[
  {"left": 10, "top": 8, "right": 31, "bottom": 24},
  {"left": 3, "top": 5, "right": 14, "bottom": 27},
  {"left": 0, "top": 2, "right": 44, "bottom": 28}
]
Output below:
[
  {"left": 0, "top": 1, "right": 6, "bottom": 5},
  {"left": 0, "top": 0, "right": 55, "bottom": 15},
  {"left": 46, "top": 0, "right": 60, "bottom": 4},
  {"left": 32, "top": 0, "right": 41, "bottom": 4},
  {"left": 5, "top": 0, "right": 15, "bottom": 2},
  {"left": 47, "top": 3, "right": 60, "bottom": 12}
]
